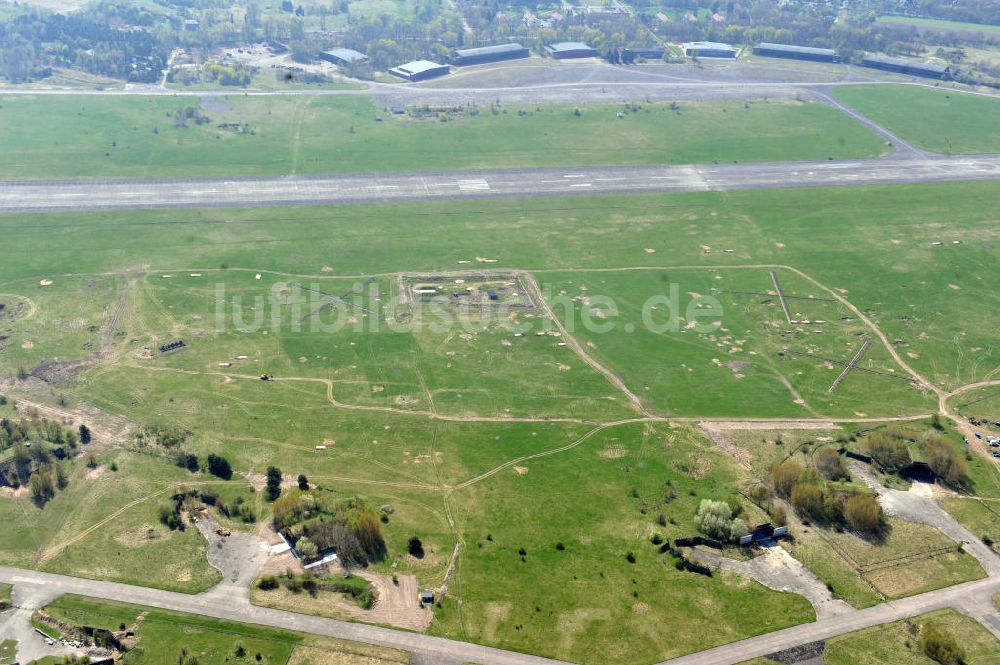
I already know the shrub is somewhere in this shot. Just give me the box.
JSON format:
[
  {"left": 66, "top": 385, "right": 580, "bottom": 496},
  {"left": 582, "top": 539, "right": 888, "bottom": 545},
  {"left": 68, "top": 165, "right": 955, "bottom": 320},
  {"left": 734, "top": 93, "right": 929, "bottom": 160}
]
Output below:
[
  {"left": 815, "top": 448, "right": 849, "bottom": 481},
  {"left": 694, "top": 499, "right": 749, "bottom": 543},
  {"left": 769, "top": 460, "right": 803, "bottom": 498},
  {"left": 257, "top": 576, "right": 279, "bottom": 590},
  {"left": 867, "top": 432, "right": 911, "bottom": 472},
  {"left": 791, "top": 483, "right": 825, "bottom": 521},
  {"left": 921, "top": 623, "right": 965, "bottom": 665},
  {"left": 924, "top": 434, "right": 969, "bottom": 488},
  {"left": 844, "top": 494, "right": 883, "bottom": 534},
  {"left": 408, "top": 536, "right": 424, "bottom": 558},
  {"left": 206, "top": 454, "right": 232, "bottom": 479}
]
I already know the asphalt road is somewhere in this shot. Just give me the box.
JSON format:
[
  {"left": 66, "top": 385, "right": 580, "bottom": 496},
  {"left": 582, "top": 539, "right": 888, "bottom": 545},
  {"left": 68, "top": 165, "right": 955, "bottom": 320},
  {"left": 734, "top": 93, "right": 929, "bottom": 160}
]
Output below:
[{"left": 2, "top": 155, "right": 999, "bottom": 213}]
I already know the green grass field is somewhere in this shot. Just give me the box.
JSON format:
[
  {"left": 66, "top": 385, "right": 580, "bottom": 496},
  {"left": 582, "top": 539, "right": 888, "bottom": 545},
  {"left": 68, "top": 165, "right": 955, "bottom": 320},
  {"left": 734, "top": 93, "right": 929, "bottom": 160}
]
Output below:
[
  {"left": 1, "top": 179, "right": 999, "bottom": 660},
  {"left": 877, "top": 14, "right": 1000, "bottom": 35},
  {"left": 0, "top": 95, "right": 888, "bottom": 179},
  {"left": 834, "top": 85, "right": 1000, "bottom": 154}
]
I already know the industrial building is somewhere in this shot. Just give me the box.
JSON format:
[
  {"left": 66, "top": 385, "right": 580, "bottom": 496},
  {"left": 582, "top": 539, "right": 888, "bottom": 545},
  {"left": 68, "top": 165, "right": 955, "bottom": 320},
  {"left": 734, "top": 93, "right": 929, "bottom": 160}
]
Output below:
[
  {"left": 388, "top": 60, "right": 450, "bottom": 82},
  {"left": 628, "top": 47, "right": 665, "bottom": 59},
  {"left": 860, "top": 54, "right": 951, "bottom": 79},
  {"left": 319, "top": 48, "right": 369, "bottom": 66},
  {"left": 545, "top": 42, "right": 599, "bottom": 59},
  {"left": 753, "top": 42, "right": 838, "bottom": 63},
  {"left": 452, "top": 43, "right": 530, "bottom": 66},
  {"left": 682, "top": 41, "right": 737, "bottom": 58}
]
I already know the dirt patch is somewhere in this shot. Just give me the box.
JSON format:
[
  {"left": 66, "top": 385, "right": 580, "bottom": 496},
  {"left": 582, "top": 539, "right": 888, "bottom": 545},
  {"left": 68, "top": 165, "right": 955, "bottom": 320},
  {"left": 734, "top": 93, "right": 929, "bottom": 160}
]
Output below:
[
  {"left": 599, "top": 444, "right": 627, "bottom": 459},
  {"left": 39, "top": 279, "right": 53, "bottom": 286},
  {"left": 558, "top": 363, "right": 571, "bottom": 371},
  {"left": 644, "top": 247, "right": 656, "bottom": 254},
  {"left": 482, "top": 602, "right": 511, "bottom": 642},
  {"left": 698, "top": 423, "right": 752, "bottom": 469},
  {"left": 513, "top": 466, "right": 529, "bottom": 475},
  {"left": 393, "top": 394, "right": 418, "bottom": 406},
  {"left": 948, "top": 283, "right": 961, "bottom": 290},
  {"left": 21, "top": 340, "right": 33, "bottom": 350},
  {"left": 258, "top": 569, "right": 431, "bottom": 632},
  {"left": 87, "top": 465, "right": 106, "bottom": 480},
  {"left": 632, "top": 602, "right": 650, "bottom": 614},
  {"left": 556, "top": 608, "right": 611, "bottom": 652},
  {"left": 286, "top": 645, "right": 407, "bottom": 665},
  {"left": 114, "top": 523, "right": 172, "bottom": 549}
]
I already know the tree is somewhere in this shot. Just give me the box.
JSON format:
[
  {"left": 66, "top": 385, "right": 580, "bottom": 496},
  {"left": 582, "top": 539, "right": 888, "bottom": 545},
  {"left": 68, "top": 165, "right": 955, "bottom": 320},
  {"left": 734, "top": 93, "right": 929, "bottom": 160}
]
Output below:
[
  {"left": 29, "top": 466, "right": 55, "bottom": 505},
  {"left": 266, "top": 466, "right": 282, "bottom": 501},
  {"left": 922, "top": 623, "right": 965, "bottom": 665},
  {"left": 54, "top": 461, "right": 69, "bottom": 490},
  {"left": 769, "top": 460, "right": 803, "bottom": 498},
  {"left": 867, "top": 432, "right": 911, "bottom": 472},
  {"left": 815, "top": 448, "right": 848, "bottom": 481},
  {"left": 350, "top": 511, "right": 386, "bottom": 561},
  {"left": 206, "top": 454, "right": 232, "bottom": 479},
  {"left": 408, "top": 536, "right": 424, "bottom": 558},
  {"left": 694, "top": 499, "right": 748, "bottom": 542},
  {"left": 924, "top": 434, "right": 969, "bottom": 488},
  {"left": 844, "top": 494, "right": 883, "bottom": 535},
  {"left": 790, "top": 483, "right": 825, "bottom": 521},
  {"left": 297, "top": 474, "right": 309, "bottom": 491},
  {"left": 78, "top": 424, "right": 92, "bottom": 444}
]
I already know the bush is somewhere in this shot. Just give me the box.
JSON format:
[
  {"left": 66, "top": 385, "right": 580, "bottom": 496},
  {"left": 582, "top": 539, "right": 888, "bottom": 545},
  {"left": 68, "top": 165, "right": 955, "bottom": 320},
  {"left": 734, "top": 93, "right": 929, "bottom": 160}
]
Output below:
[
  {"left": 921, "top": 623, "right": 965, "bottom": 665},
  {"left": 815, "top": 448, "right": 849, "bottom": 481},
  {"left": 408, "top": 536, "right": 424, "bottom": 558},
  {"left": 844, "top": 494, "right": 883, "bottom": 534},
  {"left": 769, "top": 460, "right": 803, "bottom": 498},
  {"left": 257, "top": 576, "right": 279, "bottom": 590},
  {"left": 791, "top": 483, "right": 825, "bottom": 521},
  {"left": 924, "top": 434, "right": 969, "bottom": 488},
  {"left": 206, "top": 454, "right": 232, "bottom": 479},
  {"left": 867, "top": 432, "right": 911, "bottom": 472}
]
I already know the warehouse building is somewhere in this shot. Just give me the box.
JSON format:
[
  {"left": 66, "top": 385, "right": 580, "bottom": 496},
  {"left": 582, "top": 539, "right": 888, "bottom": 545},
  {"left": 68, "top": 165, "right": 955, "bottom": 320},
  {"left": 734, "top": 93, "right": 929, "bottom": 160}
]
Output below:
[
  {"left": 753, "top": 42, "right": 838, "bottom": 63},
  {"left": 682, "top": 41, "right": 737, "bottom": 58},
  {"left": 388, "top": 60, "right": 450, "bottom": 82},
  {"left": 319, "top": 48, "right": 369, "bottom": 66},
  {"left": 628, "top": 47, "right": 665, "bottom": 60},
  {"left": 452, "top": 43, "right": 530, "bottom": 66},
  {"left": 860, "top": 54, "right": 951, "bottom": 79},
  {"left": 545, "top": 42, "right": 599, "bottom": 59}
]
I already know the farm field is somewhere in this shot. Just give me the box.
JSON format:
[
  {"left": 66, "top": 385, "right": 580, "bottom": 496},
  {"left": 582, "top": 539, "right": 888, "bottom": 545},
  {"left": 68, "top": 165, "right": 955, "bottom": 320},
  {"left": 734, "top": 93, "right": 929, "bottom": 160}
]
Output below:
[
  {"left": 0, "top": 95, "right": 889, "bottom": 180},
  {"left": 1, "top": 180, "right": 999, "bottom": 662},
  {"left": 38, "top": 594, "right": 410, "bottom": 665},
  {"left": 741, "top": 608, "right": 1000, "bottom": 665},
  {"left": 833, "top": 85, "right": 1000, "bottom": 154}
]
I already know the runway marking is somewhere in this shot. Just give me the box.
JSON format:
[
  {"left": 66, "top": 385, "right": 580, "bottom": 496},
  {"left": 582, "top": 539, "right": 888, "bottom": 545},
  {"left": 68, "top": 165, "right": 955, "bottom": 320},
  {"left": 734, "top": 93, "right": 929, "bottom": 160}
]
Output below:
[
  {"left": 457, "top": 179, "right": 490, "bottom": 191},
  {"left": 569, "top": 183, "right": 592, "bottom": 188},
  {"left": 563, "top": 174, "right": 586, "bottom": 178}
]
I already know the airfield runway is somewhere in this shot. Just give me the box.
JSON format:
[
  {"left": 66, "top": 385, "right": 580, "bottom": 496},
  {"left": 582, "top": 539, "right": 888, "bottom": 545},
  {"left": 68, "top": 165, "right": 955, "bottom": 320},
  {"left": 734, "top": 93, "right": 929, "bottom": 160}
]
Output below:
[{"left": 1, "top": 155, "right": 999, "bottom": 213}]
